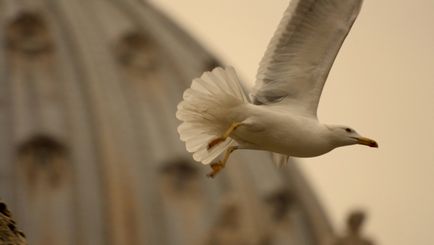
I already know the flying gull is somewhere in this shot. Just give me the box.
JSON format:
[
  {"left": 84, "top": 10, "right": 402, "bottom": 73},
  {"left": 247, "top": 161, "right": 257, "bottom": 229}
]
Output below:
[{"left": 176, "top": 0, "right": 377, "bottom": 177}]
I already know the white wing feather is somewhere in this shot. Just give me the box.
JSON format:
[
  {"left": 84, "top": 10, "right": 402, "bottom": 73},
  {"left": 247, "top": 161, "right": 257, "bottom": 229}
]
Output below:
[{"left": 253, "top": 0, "right": 363, "bottom": 116}]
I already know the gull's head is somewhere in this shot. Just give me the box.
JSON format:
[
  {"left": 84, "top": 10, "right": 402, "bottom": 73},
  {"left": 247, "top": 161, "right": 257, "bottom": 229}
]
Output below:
[{"left": 327, "top": 125, "right": 378, "bottom": 148}]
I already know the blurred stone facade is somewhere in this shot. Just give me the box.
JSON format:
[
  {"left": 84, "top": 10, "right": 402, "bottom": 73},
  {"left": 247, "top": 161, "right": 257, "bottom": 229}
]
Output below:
[{"left": 0, "top": 0, "right": 337, "bottom": 244}]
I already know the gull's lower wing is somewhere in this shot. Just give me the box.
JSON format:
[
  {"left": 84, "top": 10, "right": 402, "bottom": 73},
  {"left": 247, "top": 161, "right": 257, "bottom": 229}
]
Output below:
[
  {"left": 252, "top": 0, "right": 363, "bottom": 116},
  {"left": 271, "top": 153, "right": 290, "bottom": 168}
]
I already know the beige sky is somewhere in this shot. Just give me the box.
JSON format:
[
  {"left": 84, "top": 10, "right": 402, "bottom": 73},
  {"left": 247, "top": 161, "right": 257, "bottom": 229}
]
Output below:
[{"left": 150, "top": 0, "right": 434, "bottom": 244}]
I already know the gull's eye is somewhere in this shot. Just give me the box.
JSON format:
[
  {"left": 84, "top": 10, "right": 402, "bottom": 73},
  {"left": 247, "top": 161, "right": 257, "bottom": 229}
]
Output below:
[{"left": 345, "top": 128, "right": 352, "bottom": 133}]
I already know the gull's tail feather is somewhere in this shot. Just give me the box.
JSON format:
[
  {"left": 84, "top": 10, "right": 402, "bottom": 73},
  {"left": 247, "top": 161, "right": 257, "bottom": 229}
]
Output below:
[{"left": 176, "top": 67, "right": 248, "bottom": 164}]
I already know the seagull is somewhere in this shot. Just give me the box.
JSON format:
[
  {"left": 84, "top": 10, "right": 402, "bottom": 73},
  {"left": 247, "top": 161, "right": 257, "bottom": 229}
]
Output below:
[{"left": 176, "top": 0, "right": 377, "bottom": 178}]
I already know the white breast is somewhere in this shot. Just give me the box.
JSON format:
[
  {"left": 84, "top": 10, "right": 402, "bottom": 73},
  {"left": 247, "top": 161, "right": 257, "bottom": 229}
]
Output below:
[{"left": 231, "top": 104, "right": 334, "bottom": 157}]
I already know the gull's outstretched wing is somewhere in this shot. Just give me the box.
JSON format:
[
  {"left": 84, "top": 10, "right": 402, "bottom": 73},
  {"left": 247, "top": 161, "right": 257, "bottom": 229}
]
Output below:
[{"left": 252, "top": 0, "right": 363, "bottom": 116}]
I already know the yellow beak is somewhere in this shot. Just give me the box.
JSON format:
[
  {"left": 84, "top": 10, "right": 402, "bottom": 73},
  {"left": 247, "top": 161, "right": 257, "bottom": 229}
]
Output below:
[{"left": 356, "top": 137, "right": 378, "bottom": 148}]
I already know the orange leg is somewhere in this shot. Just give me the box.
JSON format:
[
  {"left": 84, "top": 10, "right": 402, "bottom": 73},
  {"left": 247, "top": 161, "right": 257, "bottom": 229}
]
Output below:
[
  {"left": 207, "top": 122, "right": 243, "bottom": 150},
  {"left": 207, "top": 146, "right": 238, "bottom": 178}
]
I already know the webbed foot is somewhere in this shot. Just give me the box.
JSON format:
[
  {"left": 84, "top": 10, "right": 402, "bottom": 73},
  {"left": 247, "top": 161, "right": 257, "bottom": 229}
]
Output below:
[{"left": 207, "top": 162, "right": 224, "bottom": 178}]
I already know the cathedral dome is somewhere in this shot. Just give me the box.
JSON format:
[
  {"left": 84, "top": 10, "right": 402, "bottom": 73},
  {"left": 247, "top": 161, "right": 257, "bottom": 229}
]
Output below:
[{"left": 0, "top": 1, "right": 332, "bottom": 244}]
